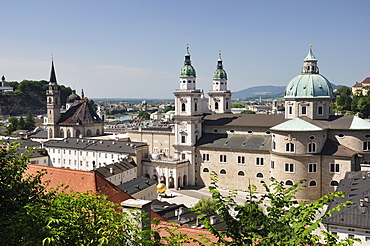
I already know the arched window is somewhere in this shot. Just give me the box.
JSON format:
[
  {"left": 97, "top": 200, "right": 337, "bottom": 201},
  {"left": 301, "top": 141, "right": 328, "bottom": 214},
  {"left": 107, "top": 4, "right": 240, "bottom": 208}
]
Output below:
[
  {"left": 145, "top": 173, "right": 150, "bottom": 179},
  {"left": 237, "top": 171, "right": 245, "bottom": 176},
  {"left": 66, "top": 129, "right": 71, "bottom": 138},
  {"left": 309, "top": 180, "right": 317, "bottom": 187},
  {"left": 203, "top": 168, "right": 209, "bottom": 173},
  {"left": 96, "top": 129, "right": 100, "bottom": 136},
  {"left": 49, "top": 129, "right": 53, "bottom": 138},
  {"left": 76, "top": 129, "right": 81, "bottom": 138},
  {"left": 308, "top": 142, "right": 316, "bottom": 153},
  {"left": 194, "top": 102, "right": 197, "bottom": 111},
  {"left": 181, "top": 103, "right": 186, "bottom": 112},
  {"left": 256, "top": 173, "right": 264, "bottom": 178},
  {"left": 86, "top": 129, "right": 92, "bottom": 137},
  {"left": 215, "top": 102, "right": 219, "bottom": 110},
  {"left": 48, "top": 98, "right": 52, "bottom": 104},
  {"left": 226, "top": 102, "right": 229, "bottom": 109},
  {"left": 285, "top": 180, "right": 294, "bottom": 186},
  {"left": 220, "top": 169, "right": 226, "bottom": 174},
  {"left": 330, "top": 180, "right": 339, "bottom": 187},
  {"left": 60, "top": 129, "right": 64, "bottom": 138}
]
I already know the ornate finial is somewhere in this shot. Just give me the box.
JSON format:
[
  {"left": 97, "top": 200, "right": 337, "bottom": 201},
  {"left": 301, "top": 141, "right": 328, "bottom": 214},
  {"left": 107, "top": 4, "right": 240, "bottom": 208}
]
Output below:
[
  {"left": 51, "top": 53, "right": 54, "bottom": 61},
  {"left": 219, "top": 50, "right": 221, "bottom": 57},
  {"left": 186, "top": 44, "right": 189, "bottom": 51},
  {"left": 309, "top": 42, "right": 312, "bottom": 48}
]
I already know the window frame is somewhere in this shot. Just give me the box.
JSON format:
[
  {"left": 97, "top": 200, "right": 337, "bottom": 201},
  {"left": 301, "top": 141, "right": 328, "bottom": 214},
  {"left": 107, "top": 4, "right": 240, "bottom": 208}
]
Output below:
[
  {"left": 256, "top": 157, "right": 264, "bottom": 166},
  {"left": 284, "top": 163, "right": 295, "bottom": 173}
]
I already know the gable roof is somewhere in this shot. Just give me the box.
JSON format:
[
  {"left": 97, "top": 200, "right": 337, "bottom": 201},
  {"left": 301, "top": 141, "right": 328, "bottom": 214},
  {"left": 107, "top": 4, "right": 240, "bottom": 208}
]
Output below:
[
  {"left": 323, "top": 171, "right": 370, "bottom": 230},
  {"left": 94, "top": 160, "right": 137, "bottom": 178},
  {"left": 58, "top": 100, "right": 103, "bottom": 125}
]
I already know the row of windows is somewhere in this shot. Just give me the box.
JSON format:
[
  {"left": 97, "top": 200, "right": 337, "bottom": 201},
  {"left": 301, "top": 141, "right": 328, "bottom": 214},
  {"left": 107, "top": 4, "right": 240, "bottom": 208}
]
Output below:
[
  {"left": 51, "top": 149, "right": 119, "bottom": 159},
  {"left": 288, "top": 105, "right": 324, "bottom": 115},
  {"left": 181, "top": 103, "right": 197, "bottom": 112},
  {"left": 203, "top": 168, "right": 264, "bottom": 178},
  {"left": 272, "top": 142, "right": 317, "bottom": 153}
]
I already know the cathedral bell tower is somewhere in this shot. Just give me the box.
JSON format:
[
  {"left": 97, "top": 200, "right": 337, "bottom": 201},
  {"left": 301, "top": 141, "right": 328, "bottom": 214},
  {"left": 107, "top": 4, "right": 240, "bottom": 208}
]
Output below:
[
  {"left": 46, "top": 59, "right": 61, "bottom": 138},
  {"left": 173, "top": 45, "right": 203, "bottom": 186},
  {"left": 208, "top": 52, "right": 232, "bottom": 113}
]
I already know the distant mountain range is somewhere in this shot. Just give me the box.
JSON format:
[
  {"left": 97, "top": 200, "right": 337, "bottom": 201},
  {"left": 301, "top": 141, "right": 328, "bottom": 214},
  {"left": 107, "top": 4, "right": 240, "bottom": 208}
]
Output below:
[{"left": 232, "top": 84, "right": 348, "bottom": 99}]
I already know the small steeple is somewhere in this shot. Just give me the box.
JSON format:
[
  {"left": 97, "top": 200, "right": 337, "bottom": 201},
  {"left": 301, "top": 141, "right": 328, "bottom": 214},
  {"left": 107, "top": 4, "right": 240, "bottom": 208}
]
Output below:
[
  {"left": 1, "top": 75, "right": 5, "bottom": 82},
  {"left": 49, "top": 59, "right": 58, "bottom": 85},
  {"left": 81, "top": 88, "right": 85, "bottom": 99},
  {"left": 213, "top": 51, "right": 227, "bottom": 80},
  {"left": 302, "top": 43, "right": 319, "bottom": 74},
  {"left": 184, "top": 44, "right": 192, "bottom": 66}
]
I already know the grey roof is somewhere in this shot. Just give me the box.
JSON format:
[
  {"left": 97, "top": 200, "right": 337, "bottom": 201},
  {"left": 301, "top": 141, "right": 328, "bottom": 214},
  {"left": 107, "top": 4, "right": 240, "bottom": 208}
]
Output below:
[
  {"left": 44, "top": 138, "right": 146, "bottom": 155},
  {"left": 202, "top": 114, "right": 285, "bottom": 128},
  {"left": 319, "top": 138, "right": 357, "bottom": 157},
  {"left": 94, "top": 160, "right": 137, "bottom": 178},
  {"left": 117, "top": 176, "right": 157, "bottom": 195},
  {"left": 197, "top": 133, "right": 271, "bottom": 151},
  {"left": 301, "top": 115, "right": 356, "bottom": 130},
  {"left": 323, "top": 171, "right": 370, "bottom": 230},
  {"left": 270, "top": 118, "right": 323, "bottom": 132}
]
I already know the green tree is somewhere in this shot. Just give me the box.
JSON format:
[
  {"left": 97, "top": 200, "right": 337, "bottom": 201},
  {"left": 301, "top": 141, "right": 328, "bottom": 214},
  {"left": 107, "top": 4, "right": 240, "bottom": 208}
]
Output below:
[
  {"left": 335, "top": 86, "right": 352, "bottom": 112},
  {"left": 0, "top": 142, "right": 51, "bottom": 244},
  {"left": 6, "top": 116, "right": 18, "bottom": 134},
  {"left": 241, "top": 110, "right": 256, "bottom": 114},
  {"left": 138, "top": 110, "right": 150, "bottom": 119},
  {"left": 231, "top": 103, "right": 245, "bottom": 108},
  {"left": 196, "top": 173, "right": 359, "bottom": 246},
  {"left": 192, "top": 197, "right": 217, "bottom": 215},
  {"left": 25, "top": 111, "right": 36, "bottom": 131},
  {"left": 18, "top": 116, "right": 25, "bottom": 129},
  {"left": 163, "top": 105, "right": 175, "bottom": 113}
]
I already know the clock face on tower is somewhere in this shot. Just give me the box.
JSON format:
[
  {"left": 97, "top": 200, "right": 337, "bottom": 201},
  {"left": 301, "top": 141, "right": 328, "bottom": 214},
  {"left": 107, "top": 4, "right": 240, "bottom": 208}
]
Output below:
[{"left": 180, "top": 122, "right": 187, "bottom": 131}]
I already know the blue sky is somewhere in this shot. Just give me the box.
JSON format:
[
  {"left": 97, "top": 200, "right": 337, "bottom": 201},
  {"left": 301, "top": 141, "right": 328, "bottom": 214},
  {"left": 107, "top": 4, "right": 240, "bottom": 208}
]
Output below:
[{"left": 1, "top": 0, "right": 370, "bottom": 98}]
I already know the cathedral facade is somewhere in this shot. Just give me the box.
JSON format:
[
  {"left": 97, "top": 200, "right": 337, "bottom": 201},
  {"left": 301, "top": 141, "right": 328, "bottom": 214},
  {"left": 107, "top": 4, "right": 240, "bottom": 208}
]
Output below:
[{"left": 140, "top": 46, "right": 370, "bottom": 201}]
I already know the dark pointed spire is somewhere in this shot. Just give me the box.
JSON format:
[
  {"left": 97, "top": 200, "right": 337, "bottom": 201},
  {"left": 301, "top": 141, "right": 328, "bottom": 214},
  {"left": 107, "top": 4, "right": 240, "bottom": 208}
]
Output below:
[
  {"left": 81, "top": 88, "right": 85, "bottom": 99},
  {"left": 49, "top": 59, "right": 58, "bottom": 85}
]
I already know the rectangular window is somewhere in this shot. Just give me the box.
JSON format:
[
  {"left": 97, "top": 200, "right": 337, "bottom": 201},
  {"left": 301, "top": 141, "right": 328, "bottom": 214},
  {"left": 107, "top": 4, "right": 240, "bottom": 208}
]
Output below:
[
  {"left": 153, "top": 147, "right": 158, "bottom": 152},
  {"left": 308, "top": 163, "right": 317, "bottom": 173},
  {"left": 164, "top": 148, "right": 169, "bottom": 153},
  {"left": 219, "top": 155, "right": 227, "bottom": 163},
  {"left": 301, "top": 106, "right": 307, "bottom": 115},
  {"left": 202, "top": 153, "right": 210, "bottom": 162},
  {"left": 284, "top": 163, "right": 294, "bottom": 173},
  {"left": 181, "top": 135, "right": 186, "bottom": 143},
  {"left": 271, "top": 160, "right": 275, "bottom": 169},
  {"left": 237, "top": 156, "right": 245, "bottom": 164},
  {"left": 363, "top": 141, "right": 370, "bottom": 151},
  {"left": 181, "top": 153, "right": 186, "bottom": 160},
  {"left": 318, "top": 106, "right": 323, "bottom": 115},
  {"left": 256, "top": 157, "right": 264, "bottom": 166},
  {"left": 330, "top": 163, "right": 340, "bottom": 173},
  {"left": 272, "top": 141, "right": 276, "bottom": 150},
  {"left": 289, "top": 106, "right": 293, "bottom": 115}
]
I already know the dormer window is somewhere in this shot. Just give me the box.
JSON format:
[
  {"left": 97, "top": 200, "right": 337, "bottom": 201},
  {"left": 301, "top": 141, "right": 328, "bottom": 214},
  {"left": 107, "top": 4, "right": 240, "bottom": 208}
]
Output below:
[{"left": 301, "top": 106, "right": 307, "bottom": 115}]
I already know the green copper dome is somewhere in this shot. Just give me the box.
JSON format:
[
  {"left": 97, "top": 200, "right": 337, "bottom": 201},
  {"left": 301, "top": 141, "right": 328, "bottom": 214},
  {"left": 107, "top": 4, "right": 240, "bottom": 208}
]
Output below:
[
  {"left": 180, "top": 48, "right": 196, "bottom": 77},
  {"left": 213, "top": 54, "right": 227, "bottom": 80},
  {"left": 285, "top": 47, "right": 334, "bottom": 99},
  {"left": 285, "top": 74, "right": 334, "bottom": 98}
]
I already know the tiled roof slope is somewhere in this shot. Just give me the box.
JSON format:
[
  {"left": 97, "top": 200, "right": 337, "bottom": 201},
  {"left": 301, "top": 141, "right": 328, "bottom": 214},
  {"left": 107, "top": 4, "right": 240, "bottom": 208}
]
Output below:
[
  {"left": 25, "top": 164, "right": 164, "bottom": 221},
  {"left": 118, "top": 176, "right": 157, "bottom": 195},
  {"left": 58, "top": 100, "right": 103, "bottom": 125},
  {"left": 197, "top": 133, "right": 271, "bottom": 151},
  {"left": 44, "top": 138, "right": 145, "bottom": 154},
  {"left": 323, "top": 171, "right": 370, "bottom": 230},
  {"left": 203, "top": 114, "right": 285, "bottom": 127},
  {"left": 319, "top": 138, "right": 357, "bottom": 157},
  {"left": 94, "top": 160, "right": 137, "bottom": 179}
]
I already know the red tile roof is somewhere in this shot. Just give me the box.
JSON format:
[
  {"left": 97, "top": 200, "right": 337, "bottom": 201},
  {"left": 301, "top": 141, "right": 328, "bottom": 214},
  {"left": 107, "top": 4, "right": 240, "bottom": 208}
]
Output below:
[
  {"left": 25, "top": 164, "right": 164, "bottom": 221},
  {"left": 362, "top": 77, "right": 370, "bottom": 84},
  {"left": 353, "top": 82, "right": 363, "bottom": 87}
]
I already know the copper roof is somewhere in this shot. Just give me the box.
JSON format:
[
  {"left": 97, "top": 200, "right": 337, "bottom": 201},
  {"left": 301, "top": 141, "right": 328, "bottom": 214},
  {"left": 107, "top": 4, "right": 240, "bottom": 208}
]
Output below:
[{"left": 58, "top": 100, "right": 103, "bottom": 125}]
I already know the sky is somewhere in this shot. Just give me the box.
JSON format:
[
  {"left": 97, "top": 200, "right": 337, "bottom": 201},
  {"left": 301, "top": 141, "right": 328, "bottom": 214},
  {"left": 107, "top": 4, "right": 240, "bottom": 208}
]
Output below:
[{"left": 1, "top": 0, "right": 370, "bottom": 99}]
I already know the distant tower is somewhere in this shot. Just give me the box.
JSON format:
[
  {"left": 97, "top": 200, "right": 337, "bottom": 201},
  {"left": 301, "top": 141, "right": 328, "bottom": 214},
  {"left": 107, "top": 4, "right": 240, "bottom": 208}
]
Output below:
[
  {"left": 81, "top": 88, "right": 85, "bottom": 99},
  {"left": 208, "top": 51, "right": 232, "bottom": 113},
  {"left": 46, "top": 60, "right": 61, "bottom": 138},
  {"left": 173, "top": 45, "right": 203, "bottom": 186},
  {"left": 284, "top": 44, "right": 334, "bottom": 120}
]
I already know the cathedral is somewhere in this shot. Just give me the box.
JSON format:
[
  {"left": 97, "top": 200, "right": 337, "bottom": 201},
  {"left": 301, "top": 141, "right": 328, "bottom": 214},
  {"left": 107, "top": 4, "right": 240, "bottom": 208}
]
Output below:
[
  {"left": 139, "top": 45, "right": 370, "bottom": 201},
  {"left": 45, "top": 60, "right": 104, "bottom": 138}
]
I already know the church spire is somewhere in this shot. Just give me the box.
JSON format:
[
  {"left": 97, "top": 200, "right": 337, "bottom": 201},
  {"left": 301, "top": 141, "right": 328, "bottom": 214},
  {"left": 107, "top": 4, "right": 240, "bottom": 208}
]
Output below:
[
  {"left": 302, "top": 43, "right": 319, "bottom": 74},
  {"left": 49, "top": 60, "right": 58, "bottom": 85},
  {"left": 180, "top": 44, "right": 196, "bottom": 78}
]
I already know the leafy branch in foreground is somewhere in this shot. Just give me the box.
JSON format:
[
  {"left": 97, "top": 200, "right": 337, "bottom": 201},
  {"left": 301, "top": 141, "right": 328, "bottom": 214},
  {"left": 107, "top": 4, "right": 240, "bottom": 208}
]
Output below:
[{"left": 193, "top": 172, "right": 360, "bottom": 246}]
